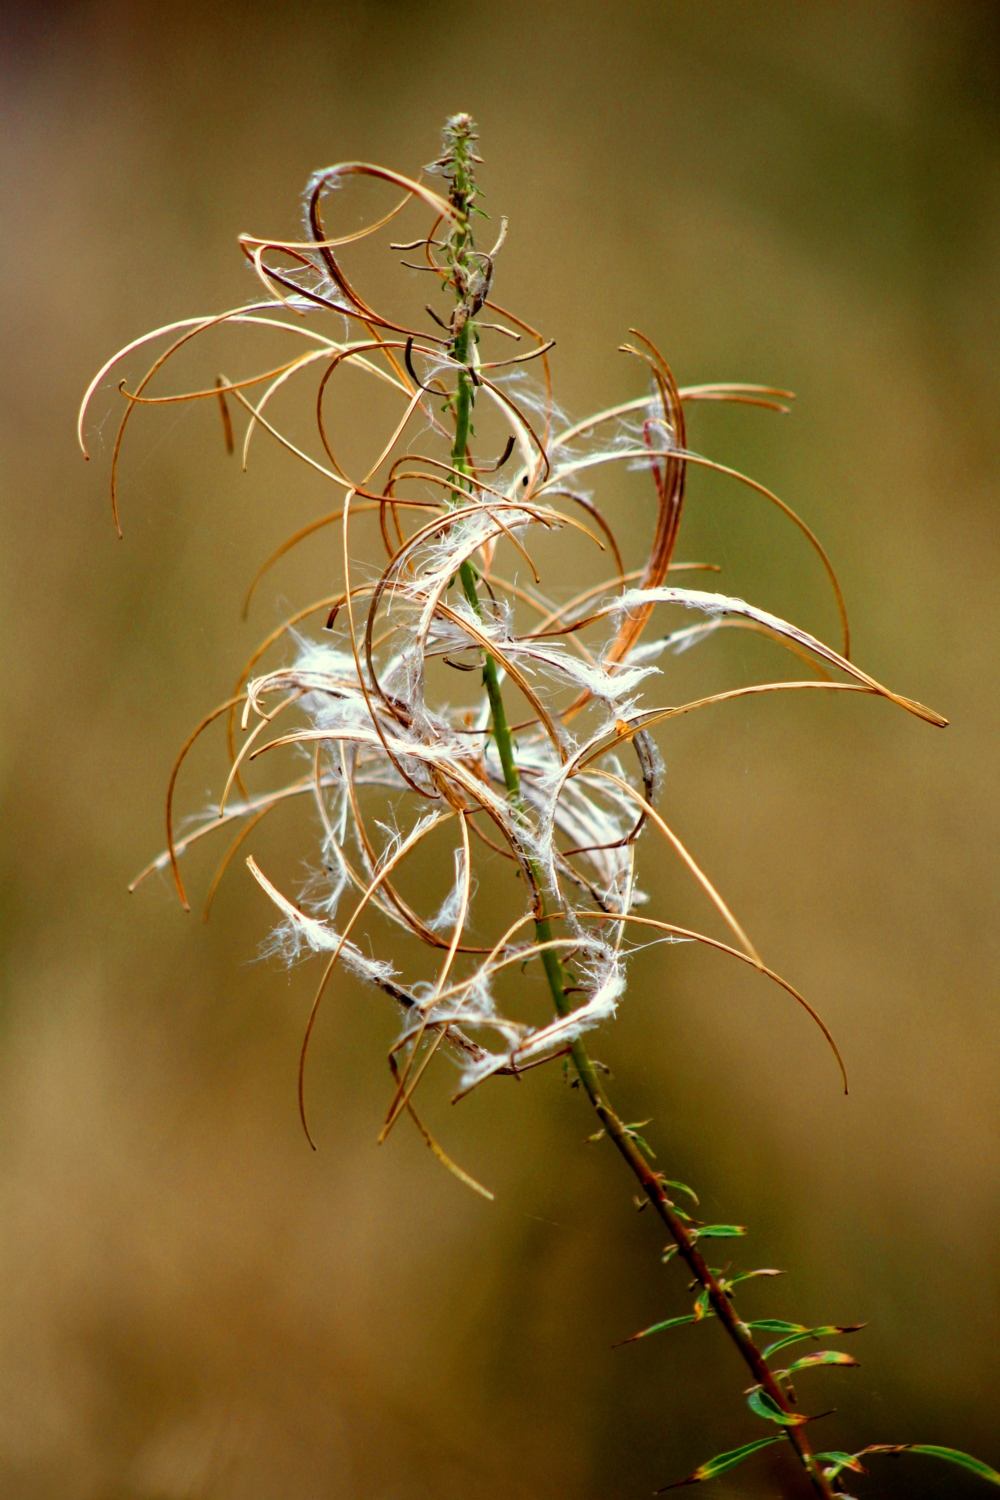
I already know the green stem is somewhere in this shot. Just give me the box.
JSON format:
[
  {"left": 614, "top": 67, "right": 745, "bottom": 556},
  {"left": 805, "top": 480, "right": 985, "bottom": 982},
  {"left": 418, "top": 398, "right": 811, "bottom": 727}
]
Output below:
[
  {"left": 455, "top": 502, "right": 832, "bottom": 1500},
  {"left": 439, "top": 114, "right": 832, "bottom": 1500},
  {"left": 451, "top": 326, "right": 523, "bottom": 810}
]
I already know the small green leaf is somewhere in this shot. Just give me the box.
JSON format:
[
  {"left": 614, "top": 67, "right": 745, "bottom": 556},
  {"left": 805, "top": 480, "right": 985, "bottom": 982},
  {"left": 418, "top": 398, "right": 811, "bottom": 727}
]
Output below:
[
  {"left": 907, "top": 1445, "right": 1000, "bottom": 1483},
  {"left": 612, "top": 1311, "right": 714, "bottom": 1348},
  {"left": 695, "top": 1224, "right": 747, "bottom": 1239},
  {"left": 661, "top": 1243, "right": 678, "bottom": 1264},
  {"left": 692, "top": 1289, "right": 711, "bottom": 1321},
  {"left": 747, "top": 1389, "right": 812, "bottom": 1426},
  {"left": 747, "top": 1319, "right": 808, "bottom": 1335},
  {"left": 662, "top": 1178, "right": 700, "bottom": 1205},
  {"left": 656, "top": 1435, "right": 784, "bottom": 1490},
  {"left": 623, "top": 1119, "right": 656, "bottom": 1159},
  {"left": 761, "top": 1323, "right": 865, "bottom": 1359},
  {"left": 784, "top": 1351, "right": 859, "bottom": 1375},
  {"left": 860, "top": 1444, "right": 1000, "bottom": 1486},
  {"left": 815, "top": 1451, "right": 867, "bottom": 1478},
  {"left": 728, "top": 1268, "right": 783, "bottom": 1286}
]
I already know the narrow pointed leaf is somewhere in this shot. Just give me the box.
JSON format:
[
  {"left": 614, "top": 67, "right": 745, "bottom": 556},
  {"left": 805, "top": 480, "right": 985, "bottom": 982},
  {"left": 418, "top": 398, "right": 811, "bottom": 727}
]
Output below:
[
  {"left": 695, "top": 1224, "right": 747, "bottom": 1239},
  {"left": 612, "top": 1311, "right": 714, "bottom": 1348},
  {"left": 728, "top": 1268, "right": 783, "bottom": 1286},
  {"left": 785, "top": 1351, "right": 859, "bottom": 1375},
  {"left": 747, "top": 1388, "right": 812, "bottom": 1426},
  {"left": 907, "top": 1445, "right": 1000, "bottom": 1483},
  {"left": 815, "top": 1452, "right": 867, "bottom": 1478},
  {"left": 624, "top": 1120, "right": 656, "bottom": 1159},
  {"left": 657, "top": 1435, "right": 784, "bottom": 1490},
  {"left": 747, "top": 1319, "right": 808, "bottom": 1335},
  {"left": 860, "top": 1445, "right": 1000, "bottom": 1486},
  {"left": 761, "top": 1323, "right": 865, "bottom": 1359},
  {"left": 662, "top": 1178, "right": 699, "bottom": 1205}
]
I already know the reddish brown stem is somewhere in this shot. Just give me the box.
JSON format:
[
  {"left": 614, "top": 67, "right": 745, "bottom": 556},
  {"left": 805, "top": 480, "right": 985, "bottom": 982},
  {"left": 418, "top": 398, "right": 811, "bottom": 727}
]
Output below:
[{"left": 565, "top": 1036, "right": 835, "bottom": 1499}]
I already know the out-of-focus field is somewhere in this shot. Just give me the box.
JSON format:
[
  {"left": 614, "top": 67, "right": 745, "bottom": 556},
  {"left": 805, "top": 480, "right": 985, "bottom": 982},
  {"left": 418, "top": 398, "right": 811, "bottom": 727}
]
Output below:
[{"left": 1, "top": 3, "right": 998, "bottom": 1495}]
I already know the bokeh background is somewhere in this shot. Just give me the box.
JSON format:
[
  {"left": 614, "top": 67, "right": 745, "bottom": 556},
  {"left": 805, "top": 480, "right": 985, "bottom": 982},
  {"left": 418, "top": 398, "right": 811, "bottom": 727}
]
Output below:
[{"left": 2, "top": 2, "right": 999, "bottom": 1496}]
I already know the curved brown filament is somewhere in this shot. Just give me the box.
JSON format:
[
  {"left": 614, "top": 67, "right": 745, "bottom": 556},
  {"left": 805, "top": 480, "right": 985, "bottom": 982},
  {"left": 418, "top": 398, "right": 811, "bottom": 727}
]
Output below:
[
  {"left": 228, "top": 385, "right": 351, "bottom": 487},
  {"left": 339, "top": 488, "right": 431, "bottom": 799},
  {"left": 677, "top": 448, "right": 851, "bottom": 658},
  {"left": 543, "top": 489, "right": 626, "bottom": 581},
  {"left": 246, "top": 724, "right": 545, "bottom": 911},
  {"left": 603, "top": 334, "right": 688, "bottom": 664},
  {"left": 529, "top": 580, "right": 945, "bottom": 732},
  {"left": 580, "top": 912, "right": 847, "bottom": 1094},
  {"left": 201, "top": 803, "right": 273, "bottom": 922},
  {"left": 108, "top": 312, "right": 261, "bottom": 535},
  {"left": 309, "top": 746, "right": 477, "bottom": 949},
  {"left": 577, "top": 681, "right": 875, "bottom": 772},
  {"left": 78, "top": 302, "right": 338, "bottom": 459},
  {"left": 387, "top": 1052, "right": 494, "bottom": 1200},
  {"left": 165, "top": 697, "right": 246, "bottom": 910},
  {"left": 240, "top": 186, "right": 414, "bottom": 255},
  {"left": 339, "top": 751, "right": 491, "bottom": 954},
  {"left": 131, "top": 774, "right": 322, "bottom": 892},
  {"left": 358, "top": 498, "right": 604, "bottom": 734},
  {"left": 378, "top": 815, "right": 473, "bottom": 1141},
  {"left": 240, "top": 346, "right": 386, "bottom": 472},
  {"left": 291, "top": 809, "right": 454, "bottom": 1147},
  {"left": 307, "top": 164, "right": 456, "bottom": 341},
  {"left": 243, "top": 853, "right": 509, "bottom": 1139},
  {"left": 218, "top": 690, "right": 306, "bottom": 820},
  {"left": 645, "top": 616, "right": 833, "bottom": 675},
  {"left": 484, "top": 298, "right": 555, "bottom": 450},
  {"left": 589, "top": 769, "right": 761, "bottom": 965},
  {"left": 241, "top": 508, "right": 380, "bottom": 618},
  {"left": 561, "top": 729, "right": 659, "bottom": 856},
  {"left": 540, "top": 341, "right": 689, "bottom": 732},
  {"left": 118, "top": 353, "right": 336, "bottom": 407},
  {"left": 226, "top": 591, "right": 377, "bottom": 793}
]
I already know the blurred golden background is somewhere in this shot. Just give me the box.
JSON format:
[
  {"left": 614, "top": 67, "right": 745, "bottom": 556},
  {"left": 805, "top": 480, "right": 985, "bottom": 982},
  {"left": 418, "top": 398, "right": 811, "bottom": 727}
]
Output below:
[{"left": 2, "top": 2, "right": 998, "bottom": 1495}]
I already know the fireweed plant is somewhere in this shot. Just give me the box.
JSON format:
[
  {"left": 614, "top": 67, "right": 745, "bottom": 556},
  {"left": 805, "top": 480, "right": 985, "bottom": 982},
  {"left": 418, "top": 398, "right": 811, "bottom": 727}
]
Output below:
[{"left": 81, "top": 117, "right": 996, "bottom": 1497}]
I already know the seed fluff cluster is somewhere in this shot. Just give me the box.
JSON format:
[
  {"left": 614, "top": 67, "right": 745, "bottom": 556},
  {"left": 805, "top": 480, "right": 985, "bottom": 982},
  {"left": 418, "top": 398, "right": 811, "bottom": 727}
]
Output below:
[{"left": 79, "top": 115, "right": 945, "bottom": 1196}]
